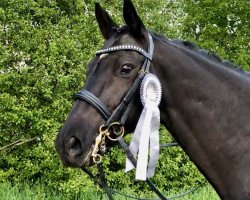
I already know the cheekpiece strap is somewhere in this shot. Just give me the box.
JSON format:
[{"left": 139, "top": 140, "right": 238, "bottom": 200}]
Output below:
[{"left": 147, "top": 33, "right": 154, "bottom": 60}]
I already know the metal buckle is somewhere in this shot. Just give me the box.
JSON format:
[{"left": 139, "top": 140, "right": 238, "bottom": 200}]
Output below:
[{"left": 106, "top": 122, "right": 124, "bottom": 141}]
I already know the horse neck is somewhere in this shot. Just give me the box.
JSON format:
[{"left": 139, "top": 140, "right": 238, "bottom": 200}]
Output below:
[{"left": 152, "top": 38, "right": 250, "bottom": 199}]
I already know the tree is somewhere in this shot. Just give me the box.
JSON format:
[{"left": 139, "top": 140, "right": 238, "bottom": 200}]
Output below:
[
  {"left": 181, "top": 0, "right": 249, "bottom": 69},
  {"left": 0, "top": 0, "right": 99, "bottom": 195}
]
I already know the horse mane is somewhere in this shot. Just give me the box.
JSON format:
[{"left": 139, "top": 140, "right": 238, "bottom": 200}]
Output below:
[
  {"left": 170, "top": 39, "right": 236, "bottom": 68},
  {"left": 172, "top": 39, "right": 250, "bottom": 76},
  {"left": 115, "top": 27, "right": 247, "bottom": 75},
  {"left": 150, "top": 32, "right": 249, "bottom": 74}
]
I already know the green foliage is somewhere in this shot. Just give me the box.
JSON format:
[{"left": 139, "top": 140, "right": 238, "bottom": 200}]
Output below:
[
  {"left": 0, "top": 180, "right": 219, "bottom": 200},
  {"left": 0, "top": 0, "right": 99, "bottom": 194},
  {"left": 181, "top": 0, "right": 249, "bottom": 69},
  {"left": 0, "top": 0, "right": 248, "bottom": 198}
]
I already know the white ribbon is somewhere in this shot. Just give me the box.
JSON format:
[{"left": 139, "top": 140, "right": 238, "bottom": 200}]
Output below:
[{"left": 125, "top": 74, "right": 162, "bottom": 180}]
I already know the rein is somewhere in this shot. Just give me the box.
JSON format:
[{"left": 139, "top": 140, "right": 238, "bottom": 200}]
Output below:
[
  {"left": 82, "top": 143, "right": 206, "bottom": 200},
  {"left": 81, "top": 123, "right": 205, "bottom": 200},
  {"left": 76, "top": 33, "right": 205, "bottom": 199}
]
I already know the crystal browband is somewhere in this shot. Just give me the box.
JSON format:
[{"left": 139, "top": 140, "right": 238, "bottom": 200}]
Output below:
[{"left": 96, "top": 44, "right": 152, "bottom": 61}]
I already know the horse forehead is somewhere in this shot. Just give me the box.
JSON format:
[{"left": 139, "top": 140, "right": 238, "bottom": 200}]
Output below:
[
  {"left": 113, "top": 32, "right": 142, "bottom": 47},
  {"left": 125, "top": 35, "right": 144, "bottom": 48}
]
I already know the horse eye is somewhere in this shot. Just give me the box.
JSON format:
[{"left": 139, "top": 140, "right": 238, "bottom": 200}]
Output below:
[{"left": 121, "top": 64, "right": 133, "bottom": 75}]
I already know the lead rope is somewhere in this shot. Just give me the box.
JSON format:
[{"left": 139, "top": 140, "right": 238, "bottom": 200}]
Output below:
[
  {"left": 82, "top": 164, "right": 114, "bottom": 200},
  {"left": 97, "top": 162, "right": 114, "bottom": 200}
]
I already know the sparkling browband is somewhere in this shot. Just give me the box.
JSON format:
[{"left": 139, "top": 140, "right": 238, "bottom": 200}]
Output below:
[{"left": 96, "top": 44, "right": 152, "bottom": 61}]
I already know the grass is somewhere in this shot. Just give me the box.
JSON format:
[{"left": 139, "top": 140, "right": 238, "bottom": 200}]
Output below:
[
  {"left": 0, "top": 181, "right": 99, "bottom": 200},
  {"left": 0, "top": 181, "right": 220, "bottom": 200}
]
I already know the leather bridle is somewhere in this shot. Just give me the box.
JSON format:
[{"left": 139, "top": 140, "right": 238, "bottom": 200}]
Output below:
[
  {"left": 75, "top": 33, "right": 205, "bottom": 200},
  {"left": 76, "top": 33, "right": 171, "bottom": 200},
  {"left": 76, "top": 33, "right": 154, "bottom": 127}
]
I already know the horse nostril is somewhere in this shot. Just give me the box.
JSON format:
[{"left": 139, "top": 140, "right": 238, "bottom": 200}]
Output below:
[{"left": 66, "top": 137, "right": 82, "bottom": 157}]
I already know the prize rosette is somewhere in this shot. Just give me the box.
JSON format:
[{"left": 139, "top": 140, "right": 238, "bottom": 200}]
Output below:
[
  {"left": 125, "top": 73, "right": 162, "bottom": 180},
  {"left": 140, "top": 73, "right": 162, "bottom": 106}
]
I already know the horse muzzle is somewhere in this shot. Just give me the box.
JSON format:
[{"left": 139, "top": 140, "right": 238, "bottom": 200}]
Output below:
[{"left": 55, "top": 134, "right": 95, "bottom": 168}]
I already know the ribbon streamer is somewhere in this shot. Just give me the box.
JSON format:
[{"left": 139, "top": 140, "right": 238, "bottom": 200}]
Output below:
[{"left": 125, "top": 74, "right": 162, "bottom": 180}]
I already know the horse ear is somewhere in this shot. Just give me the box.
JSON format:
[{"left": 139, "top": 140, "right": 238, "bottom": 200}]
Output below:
[
  {"left": 123, "top": 0, "right": 146, "bottom": 38},
  {"left": 95, "top": 3, "right": 118, "bottom": 39}
]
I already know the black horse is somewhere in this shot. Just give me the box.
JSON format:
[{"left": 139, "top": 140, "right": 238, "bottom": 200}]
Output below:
[{"left": 55, "top": 0, "right": 250, "bottom": 199}]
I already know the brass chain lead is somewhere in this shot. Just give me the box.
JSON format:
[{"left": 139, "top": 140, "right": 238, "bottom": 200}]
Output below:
[{"left": 92, "top": 122, "right": 125, "bottom": 163}]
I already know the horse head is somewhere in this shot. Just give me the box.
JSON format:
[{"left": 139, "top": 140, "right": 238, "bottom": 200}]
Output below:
[{"left": 55, "top": 0, "right": 155, "bottom": 168}]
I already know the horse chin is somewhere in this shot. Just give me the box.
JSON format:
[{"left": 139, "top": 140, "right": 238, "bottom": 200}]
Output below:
[{"left": 81, "top": 145, "right": 95, "bottom": 168}]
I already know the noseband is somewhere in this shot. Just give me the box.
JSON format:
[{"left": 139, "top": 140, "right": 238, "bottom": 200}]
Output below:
[{"left": 76, "top": 33, "right": 154, "bottom": 127}]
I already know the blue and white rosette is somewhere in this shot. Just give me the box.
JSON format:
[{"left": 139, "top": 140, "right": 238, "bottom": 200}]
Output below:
[{"left": 125, "top": 73, "right": 162, "bottom": 180}]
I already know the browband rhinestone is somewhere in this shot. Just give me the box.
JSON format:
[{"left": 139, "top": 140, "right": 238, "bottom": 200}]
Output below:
[{"left": 96, "top": 44, "right": 152, "bottom": 60}]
